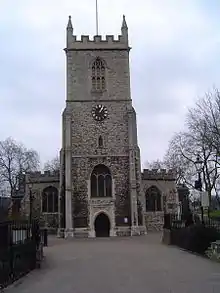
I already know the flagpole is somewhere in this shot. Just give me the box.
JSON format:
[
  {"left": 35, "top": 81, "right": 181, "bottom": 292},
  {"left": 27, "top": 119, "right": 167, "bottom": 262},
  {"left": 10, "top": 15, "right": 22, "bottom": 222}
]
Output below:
[{"left": 96, "top": 0, "right": 99, "bottom": 35}]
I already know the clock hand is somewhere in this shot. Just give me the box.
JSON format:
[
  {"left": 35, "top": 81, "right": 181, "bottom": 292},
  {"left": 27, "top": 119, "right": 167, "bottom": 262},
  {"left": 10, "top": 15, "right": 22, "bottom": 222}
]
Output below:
[{"left": 99, "top": 106, "right": 104, "bottom": 113}]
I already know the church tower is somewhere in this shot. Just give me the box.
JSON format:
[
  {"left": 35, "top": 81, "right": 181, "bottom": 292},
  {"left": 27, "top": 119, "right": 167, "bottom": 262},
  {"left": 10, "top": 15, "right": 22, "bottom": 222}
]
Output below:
[{"left": 60, "top": 15, "right": 146, "bottom": 238}]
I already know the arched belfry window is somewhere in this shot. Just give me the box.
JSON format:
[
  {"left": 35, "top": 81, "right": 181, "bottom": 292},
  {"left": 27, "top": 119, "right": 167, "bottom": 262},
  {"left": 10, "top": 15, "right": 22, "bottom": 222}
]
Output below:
[
  {"left": 42, "top": 186, "right": 58, "bottom": 213},
  {"left": 91, "top": 58, "right": 106, "bottom": 91},
  {"left": 91, "top": 164, "right": 112, "bottom": 197},
  {"left": 145, "top": 186, "right": 162, "bottom": 212}
]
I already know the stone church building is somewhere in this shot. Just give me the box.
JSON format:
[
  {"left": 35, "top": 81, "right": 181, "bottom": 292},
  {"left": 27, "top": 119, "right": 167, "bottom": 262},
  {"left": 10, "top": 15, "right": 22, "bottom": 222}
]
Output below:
[{"left": 21, "top": 15, "right": 178, "bottom": 237}]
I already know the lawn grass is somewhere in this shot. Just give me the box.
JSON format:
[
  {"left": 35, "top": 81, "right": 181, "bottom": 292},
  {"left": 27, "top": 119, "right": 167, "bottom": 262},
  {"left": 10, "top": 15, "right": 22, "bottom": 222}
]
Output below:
[{"left": 209, "top": 210, "right": 220, "bottom": 219}]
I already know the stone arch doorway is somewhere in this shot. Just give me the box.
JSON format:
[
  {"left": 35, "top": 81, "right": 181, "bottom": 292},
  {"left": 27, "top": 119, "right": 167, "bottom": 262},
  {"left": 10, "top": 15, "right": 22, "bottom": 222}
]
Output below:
[{"left": 94, "top": 213, "right": 110, "bottom": 237}]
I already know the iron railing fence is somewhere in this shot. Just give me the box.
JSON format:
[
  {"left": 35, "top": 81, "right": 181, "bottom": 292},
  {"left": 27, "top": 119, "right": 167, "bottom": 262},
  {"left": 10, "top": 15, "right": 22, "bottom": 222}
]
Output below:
[
  {"left": 0, "top": 220, "right": 41, "bottom": 289},
  {"left": 164, "top": 213, "right": 220, "bottom": 232},
  {"left": 164, "top": 213, "right": 220, "bottom": 255}
]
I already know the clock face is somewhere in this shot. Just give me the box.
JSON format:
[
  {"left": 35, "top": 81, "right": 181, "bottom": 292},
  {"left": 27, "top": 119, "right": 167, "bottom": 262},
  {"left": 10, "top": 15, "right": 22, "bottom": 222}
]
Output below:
[{"left": 92, "top": 105, "right": 108, "bottom": 121}]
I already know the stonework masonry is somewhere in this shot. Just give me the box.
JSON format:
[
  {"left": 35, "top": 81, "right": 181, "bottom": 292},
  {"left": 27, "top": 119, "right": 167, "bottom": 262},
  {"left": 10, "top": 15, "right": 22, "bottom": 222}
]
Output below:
[
  {"left": 60, "top": 14, "right": 145, "bottom": 238},
  {"left": 20, "top": 167, "right": 178, "bottom": 234},
  {"left": 20, "top": 15, "right": 179, "bottom": 237},
  {"left": 142, "top": 169, "right": 178, "bottom": 231},
  {"left": 21, "top": 171, "right": 60, "bottom": 234}
]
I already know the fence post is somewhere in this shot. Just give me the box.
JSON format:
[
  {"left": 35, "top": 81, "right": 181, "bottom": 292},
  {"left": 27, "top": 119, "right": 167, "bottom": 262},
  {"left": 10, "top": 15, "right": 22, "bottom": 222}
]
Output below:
[
  {"left": 43, "top": 228, "right": 48, "bottom": 247},
  {"left": 9, "top": 222, "right": 14, "bottom": 281},
  {"left": 164, "top": 213, "right": 171, "bottom": 230}
]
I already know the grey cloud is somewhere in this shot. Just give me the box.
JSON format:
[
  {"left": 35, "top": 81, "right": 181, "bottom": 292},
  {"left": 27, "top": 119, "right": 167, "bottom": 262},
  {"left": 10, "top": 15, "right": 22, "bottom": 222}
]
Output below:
[{"left": 1, "top": 0, "right": 220, "bottom": 167}]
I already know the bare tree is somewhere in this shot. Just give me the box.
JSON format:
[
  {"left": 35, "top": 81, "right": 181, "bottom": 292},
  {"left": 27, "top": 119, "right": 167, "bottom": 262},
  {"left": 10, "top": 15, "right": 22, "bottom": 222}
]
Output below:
[
  {"left": 164, "top": 132, "right": 195, "bottom": 186},
  {"left": 186, "top": 89, "right": 220, "bottom": 200},
  {"left": 0, "top": 137, "right": 40, "bottom": 197},
  {"left": 144, "top": 159, "right": 165, "bottom": 170},
  {"left": 44, "top": 155, "right": 60, "bottom": 172},
  {"left": 144, "top": 158, "right": 184, "bottom": 183},
  {"left": 164, "top": 88, "right": 220, "bottom": 203},
  {"left": 187, "top": 88, "right": 220, "bottom": 164}
]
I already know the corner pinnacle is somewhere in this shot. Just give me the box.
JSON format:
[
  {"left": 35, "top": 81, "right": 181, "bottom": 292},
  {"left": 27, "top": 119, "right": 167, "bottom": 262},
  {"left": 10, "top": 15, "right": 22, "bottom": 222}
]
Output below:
[
  {"left": 67, "top": 15, "right": 73, "bottom": 30},
  {"left": 122, "top": 14, "right": 128, "bottom": 29}
]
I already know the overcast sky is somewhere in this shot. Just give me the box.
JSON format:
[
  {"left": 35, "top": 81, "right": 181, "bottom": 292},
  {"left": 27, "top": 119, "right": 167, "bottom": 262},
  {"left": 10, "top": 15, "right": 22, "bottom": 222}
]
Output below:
[{"left": 0, "top": 0, "right": 220, "bottom": 169}]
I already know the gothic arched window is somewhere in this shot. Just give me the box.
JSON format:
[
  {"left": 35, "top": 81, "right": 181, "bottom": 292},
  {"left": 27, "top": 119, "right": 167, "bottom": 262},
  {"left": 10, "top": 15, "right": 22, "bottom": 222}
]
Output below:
[
  {"left": 42, "top": 186, "right": 58, "bottom": 213},
  {"left": 91, "top": 164, "right": 112, "bottom": 197},
  {"left": 91, "top": 58, "right": 106, "bottom": 91},
  {"left": 145, "top": 186, "right": 162, "bottom": 212}
]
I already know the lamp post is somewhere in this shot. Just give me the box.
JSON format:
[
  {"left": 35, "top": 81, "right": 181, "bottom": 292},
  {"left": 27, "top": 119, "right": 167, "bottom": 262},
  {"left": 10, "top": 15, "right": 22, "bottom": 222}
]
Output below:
[
  {"left": 29, "top": 183, "right": 33, "bottom": 223},
  {"left": 194, "top": 154, "right": 204, "bottom": 224}
]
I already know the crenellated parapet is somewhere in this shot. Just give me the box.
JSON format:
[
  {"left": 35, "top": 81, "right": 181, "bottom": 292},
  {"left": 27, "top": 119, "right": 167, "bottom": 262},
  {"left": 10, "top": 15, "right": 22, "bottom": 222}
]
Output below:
[
  {"left": 28, "top": 170, "right": 59, "bottom": 177},
  {"left": 66, "top": 15, "right": 129, "bottom": 51},
  {"left": 66, "top": 34, "right": 129, "bottom": 51},
  {"left": 74, "top": 35, "right": 125, "bottom": 43},
  {"left": 26, "top": 170, "right": 60, "bottom": 183},
  {"left": 142, "top": 169, "right": 176, "bottom": 181}
]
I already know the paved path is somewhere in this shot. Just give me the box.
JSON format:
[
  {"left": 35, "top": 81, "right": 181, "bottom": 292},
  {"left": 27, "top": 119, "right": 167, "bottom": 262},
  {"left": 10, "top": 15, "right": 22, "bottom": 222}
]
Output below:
[{"left": 4, "top": 234, "right": 220, "bottom": 293}]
